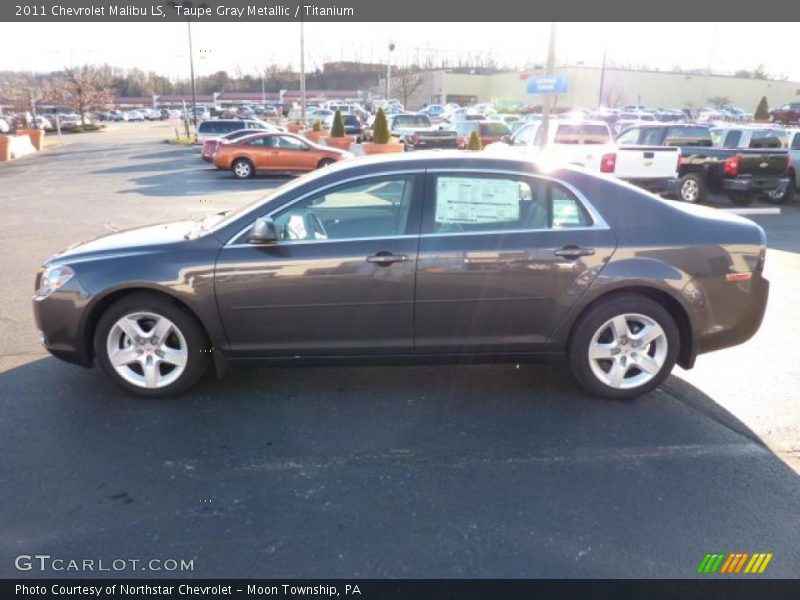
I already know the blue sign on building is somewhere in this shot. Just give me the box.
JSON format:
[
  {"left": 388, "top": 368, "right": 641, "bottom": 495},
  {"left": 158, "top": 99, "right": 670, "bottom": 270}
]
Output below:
[{"left": 526, "top": 73, "right": 567, "bottom": 94}]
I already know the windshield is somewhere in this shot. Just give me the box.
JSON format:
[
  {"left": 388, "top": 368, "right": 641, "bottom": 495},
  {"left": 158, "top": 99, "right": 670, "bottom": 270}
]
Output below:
[{"left": 393, "top": 115, "right": 431, "bottom": 128}]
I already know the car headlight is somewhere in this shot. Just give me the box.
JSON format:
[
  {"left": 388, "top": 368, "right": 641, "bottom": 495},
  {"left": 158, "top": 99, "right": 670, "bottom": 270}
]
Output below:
[{"left": 36, "top": 265, "right": 75, "bottom": 298}]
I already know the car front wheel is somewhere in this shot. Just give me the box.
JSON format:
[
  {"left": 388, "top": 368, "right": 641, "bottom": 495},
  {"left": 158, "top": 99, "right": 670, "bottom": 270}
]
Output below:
[
  {"left": 569, "top": 295, "right": 679, "bottom": 399},
  {"left": 94, "top": 294, "right": 211, "bottom": 397}
]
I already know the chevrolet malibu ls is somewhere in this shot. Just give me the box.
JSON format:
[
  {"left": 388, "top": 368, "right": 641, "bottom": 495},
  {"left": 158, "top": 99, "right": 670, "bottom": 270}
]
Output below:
[{"left": 33, "top": 153, "right": 769, "bottom": 399}]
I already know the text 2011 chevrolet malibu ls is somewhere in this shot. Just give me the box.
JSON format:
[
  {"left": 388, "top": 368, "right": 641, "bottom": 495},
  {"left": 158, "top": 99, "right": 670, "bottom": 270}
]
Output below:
[{"left": 33, "top": 153, "right": 769, "bottom": 399}]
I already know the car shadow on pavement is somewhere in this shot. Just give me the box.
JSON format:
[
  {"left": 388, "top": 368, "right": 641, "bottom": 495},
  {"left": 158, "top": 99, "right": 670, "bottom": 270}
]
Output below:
[{"left": 1, "top": 357, "right": 799, "bottom": 578}]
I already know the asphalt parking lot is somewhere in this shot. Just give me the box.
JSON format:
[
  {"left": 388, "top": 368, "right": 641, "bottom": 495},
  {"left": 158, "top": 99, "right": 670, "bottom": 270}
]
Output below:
[{"left": 1, "top": 122, "right": 799, "bottom": 578}]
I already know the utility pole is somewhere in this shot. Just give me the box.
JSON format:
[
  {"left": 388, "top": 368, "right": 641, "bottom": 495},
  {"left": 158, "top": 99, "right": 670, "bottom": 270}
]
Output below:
[
  {"left": 597, "top": 46, "right": 607, "bottom": 108},
  {"left": 300, "top": 19, "right": 306, "bottom": 122},
  {"left": 387, "top": 42, "right": 396, "bottom": 101},
  {"left": 539, "top": 22, "right": 557, "bottom": 149},
  {"left": 187, "top": 19, "right": 197, "bottom": 125}
]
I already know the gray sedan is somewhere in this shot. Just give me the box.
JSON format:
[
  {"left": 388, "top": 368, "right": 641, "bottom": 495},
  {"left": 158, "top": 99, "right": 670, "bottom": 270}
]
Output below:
[{"left": 32, "top": 153, "right": 769, "bottom": 399}]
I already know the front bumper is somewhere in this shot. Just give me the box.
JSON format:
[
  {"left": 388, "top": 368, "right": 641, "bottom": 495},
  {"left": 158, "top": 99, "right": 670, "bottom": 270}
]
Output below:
[
  {"left": 32, "top": 282, "right": 94, "bottom": 368},
  {"left": 723, "top": 177, "right": 789, "bottom": 193}
]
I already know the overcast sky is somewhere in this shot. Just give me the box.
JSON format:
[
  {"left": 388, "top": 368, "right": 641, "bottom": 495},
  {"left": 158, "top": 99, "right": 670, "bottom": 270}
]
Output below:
[{"left": 2, "top": 22, "right": 799, "bottom": 81}]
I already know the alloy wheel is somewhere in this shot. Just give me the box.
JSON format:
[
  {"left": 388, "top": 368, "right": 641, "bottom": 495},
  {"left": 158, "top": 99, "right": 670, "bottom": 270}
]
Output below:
[
  {"left": 234, "top": 161, "right": 251, "bottom": 178},
  {"left": 106, "top": 312, "right": 189, "bottom": 389},
  {"left": 587, "top": 313, "right": 668, "bottom": 390},
  {"left": 681, "top": 179, "right": 699, "bottom": 202}
]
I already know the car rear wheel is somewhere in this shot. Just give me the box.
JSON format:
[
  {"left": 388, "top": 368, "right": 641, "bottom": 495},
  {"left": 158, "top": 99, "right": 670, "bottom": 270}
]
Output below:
[
  {"left": 763, "top": 178, "right": 795, "bottom": 205},
  {"left": 232, "top": 158, "right": 254, "bottom": 179},
  {"left": 569, "top": 295, "right": 679, "bottom": 399},
  {"left": 94, "top": 294, "right": 211, "bottom": 398},
  {"left": 678, "top": 173, "right": 706, "bottom": 203}
]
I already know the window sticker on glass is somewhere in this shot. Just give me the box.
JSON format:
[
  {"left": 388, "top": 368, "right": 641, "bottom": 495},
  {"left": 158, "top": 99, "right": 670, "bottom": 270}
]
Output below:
[{"left": 435, "top": 177, "right": 521, "bottom": 224}]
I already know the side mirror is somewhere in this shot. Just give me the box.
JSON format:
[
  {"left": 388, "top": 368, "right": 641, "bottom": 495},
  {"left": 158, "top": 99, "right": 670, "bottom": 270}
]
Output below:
[
  {"left": 248, "top": 217, "right": 278, "bottom": 244},
  {"left": 501, "top": 135, "right": 512, "bottom": 144}
]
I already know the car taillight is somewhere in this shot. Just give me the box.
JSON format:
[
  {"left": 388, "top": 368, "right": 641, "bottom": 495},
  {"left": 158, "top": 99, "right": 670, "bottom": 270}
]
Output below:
[
  {"left": 600, "top": 152, "right": 616, "bottom": 173},
  {"left": 723, "top": 155, "right": 740, "bottom": 177}
]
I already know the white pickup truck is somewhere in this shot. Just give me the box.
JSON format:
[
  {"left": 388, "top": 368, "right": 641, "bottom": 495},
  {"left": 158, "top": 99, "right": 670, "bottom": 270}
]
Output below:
[{"left": 485, "top": 120, "right": 680, "bottom": 192}]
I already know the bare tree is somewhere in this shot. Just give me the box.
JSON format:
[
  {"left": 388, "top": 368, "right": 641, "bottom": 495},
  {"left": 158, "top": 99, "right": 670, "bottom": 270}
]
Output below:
[
  {"left": 707, "top": 96, "right": 731, "bottom": 109},
  {"left": 390, "top": 71, "right": 430, "bottom": 109},
  {"left": 601, "top": 80, "right": 625, "bottom": 108},
  {"left": 2, "top": 72, "right": 45, "bottom": 126},
  {"left": 48, "top": 65, "right": 115, "bottom": 126}
]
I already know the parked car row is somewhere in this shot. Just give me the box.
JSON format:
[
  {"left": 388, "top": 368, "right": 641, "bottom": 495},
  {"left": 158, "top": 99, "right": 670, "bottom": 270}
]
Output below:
[{"left": 615, "top": 122, "right": 794, "bottom": 205}]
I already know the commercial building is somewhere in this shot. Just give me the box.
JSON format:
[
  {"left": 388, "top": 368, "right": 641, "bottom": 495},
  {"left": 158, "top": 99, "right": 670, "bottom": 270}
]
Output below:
[{"left": 396, "top": 66, "right": 800, "bottom": 111}]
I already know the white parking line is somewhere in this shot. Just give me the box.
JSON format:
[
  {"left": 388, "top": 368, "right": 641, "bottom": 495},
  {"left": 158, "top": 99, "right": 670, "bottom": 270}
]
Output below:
[{"left": 722, "top": 207, "right": 781, "bottom": 216}]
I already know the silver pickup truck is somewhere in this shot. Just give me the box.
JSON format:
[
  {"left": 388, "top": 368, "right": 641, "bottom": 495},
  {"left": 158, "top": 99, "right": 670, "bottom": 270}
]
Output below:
[
  {"left": 782, "top": 129, "right": 800, "bottom": 203},
  {"left": 388, "top": 114, "right": 458, "bottom": 150}
]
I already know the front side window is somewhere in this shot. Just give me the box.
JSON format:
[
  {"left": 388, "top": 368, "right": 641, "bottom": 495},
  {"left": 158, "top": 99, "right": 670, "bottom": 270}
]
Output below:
[
  {"left": 616, "top": 128, "right": 642, "bottom": 145},
  {"left": 270, "top": 176, "right": 417, "bottom": 242},
  {"left": 275, "top": 135, "right": 307, "bottom": 150},
  {"left": 430, "top": 175, "right": 591, "bottom": 234},
  {"left": 512, "top": 123, "right": 538, "bottom": 146}
]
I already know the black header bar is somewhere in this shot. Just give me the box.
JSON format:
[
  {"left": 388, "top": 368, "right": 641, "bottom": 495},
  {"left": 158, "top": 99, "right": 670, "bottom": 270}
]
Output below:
[{"left": 3, "top": 0, "right": 800, "bottom": 21}]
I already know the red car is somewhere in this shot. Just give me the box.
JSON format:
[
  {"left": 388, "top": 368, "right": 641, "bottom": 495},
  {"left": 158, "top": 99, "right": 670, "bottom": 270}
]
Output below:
[
  {"left": 769, "top": 102, "right": 800, "bottom": 124},
  {"left": 201, "top": 128, "right": 261, "bottom": 162},
  {"left": 455, "top": 121, "right": 511, "bottom": 149}
]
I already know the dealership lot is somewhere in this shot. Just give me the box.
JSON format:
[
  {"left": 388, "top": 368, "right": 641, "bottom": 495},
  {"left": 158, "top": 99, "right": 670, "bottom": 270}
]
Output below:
[{"left": 1, "top": 123, "right": 799, "bottom": 577}]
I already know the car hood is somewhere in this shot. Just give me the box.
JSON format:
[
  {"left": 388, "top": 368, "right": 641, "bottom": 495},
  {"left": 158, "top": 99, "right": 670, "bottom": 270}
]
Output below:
[{"left": 51, "top": 220, "right": 203, "bottom": 263}]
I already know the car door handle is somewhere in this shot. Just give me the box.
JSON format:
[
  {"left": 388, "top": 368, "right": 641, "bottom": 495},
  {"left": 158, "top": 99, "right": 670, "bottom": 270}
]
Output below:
[
  {"left": 366, "top": 252, "right": 409, "bottom": 266},
  {"left": 554, "top": 245, "right": 595, "bottom": 259}
]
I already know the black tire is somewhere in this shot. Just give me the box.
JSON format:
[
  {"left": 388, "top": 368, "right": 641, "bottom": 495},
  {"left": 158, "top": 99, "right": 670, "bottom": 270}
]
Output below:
[
  {"left": 677, "top": 173, "right": 706, "bottom": 203},
  {"left": 728, "top": 192, "right": 756, "bottom": 206},
  {"left": 762, "top": 178, "right": 795, "bottom": 205},
  {"left": 568, "top": 294, "right": 680, "bottom": 400},
  {"left": 317, "top": 158, "right": 336, "bottom": 169},
  {"left": 232, "top": 158, "right": 254, "bottom": 179},
  {"left": 93, "top": 293, "right": 211, "bottom": 398}
]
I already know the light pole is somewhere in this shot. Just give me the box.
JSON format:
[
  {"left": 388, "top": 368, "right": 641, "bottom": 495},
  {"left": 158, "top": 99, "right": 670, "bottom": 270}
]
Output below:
[
  {"left": 387, "top": 42, "right": 396, "bottom": 101},
  {"left": 169, "top": 1, "right": 206, "bottom": 126},
  {"left": 300, "top": 19, "right": 306, "bottom": 122}
]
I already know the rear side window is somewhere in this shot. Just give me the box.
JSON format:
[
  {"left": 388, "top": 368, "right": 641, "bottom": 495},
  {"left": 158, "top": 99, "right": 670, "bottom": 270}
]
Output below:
[
  {"left": 481, "top": 122, "right": 511, "bottom": 136},
  {"left": 723, "top": 130, "right": 742, "bottom": 148},
  {"left": 749, "top": 130, "right": 787, "bottom": 149},
  {"left": 430, "top": 175, "right": 591, "bottom": 234},
  {"left": 665, "top": 126, "right": 711, "bottom": 147},
  {"left": 554, "top": 124, "right": 610, "bottom": 144}
]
